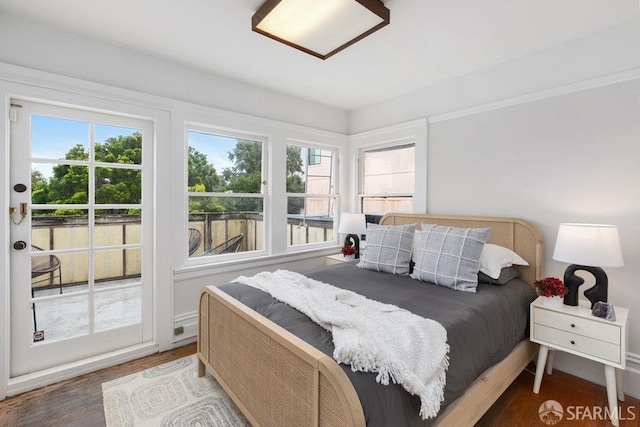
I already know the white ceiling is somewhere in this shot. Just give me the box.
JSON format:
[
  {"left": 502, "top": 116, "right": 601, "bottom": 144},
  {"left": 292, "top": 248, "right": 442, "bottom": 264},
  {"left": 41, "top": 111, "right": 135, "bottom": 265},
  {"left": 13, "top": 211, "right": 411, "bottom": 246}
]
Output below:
[{"left": 1, "top": 0, "right": 638, "bottom": 111}]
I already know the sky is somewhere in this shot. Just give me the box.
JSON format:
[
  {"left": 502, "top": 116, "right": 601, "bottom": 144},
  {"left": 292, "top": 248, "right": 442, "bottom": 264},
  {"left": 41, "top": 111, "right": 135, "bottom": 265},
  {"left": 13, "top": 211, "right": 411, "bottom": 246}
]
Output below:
[
  {"left": 186, "top": 131, "right": 236, "bottom": 172},
  {"left": 31, "top": 115, "right": 141, "bottom": 179}
]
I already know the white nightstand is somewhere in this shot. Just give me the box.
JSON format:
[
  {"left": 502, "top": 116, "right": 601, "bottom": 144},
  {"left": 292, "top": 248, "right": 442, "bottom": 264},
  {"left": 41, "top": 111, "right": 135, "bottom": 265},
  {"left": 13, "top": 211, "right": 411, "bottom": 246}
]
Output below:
[
  {"left": 325, "top": 254, "right": 356, "bottom": 266},
  {"left": 530, "top": 297, "right": 629, "bottom": 426}
]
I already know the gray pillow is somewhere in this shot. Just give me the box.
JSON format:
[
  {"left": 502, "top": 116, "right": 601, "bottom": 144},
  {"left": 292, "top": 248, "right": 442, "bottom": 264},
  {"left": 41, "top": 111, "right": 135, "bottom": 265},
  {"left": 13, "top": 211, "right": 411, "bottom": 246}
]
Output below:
[
  {"left": 478, "top": 266, "right": 520, "bottom": 285},
  {"left": 357, "top": 223, "right": 417, "bottom": 275},
  {"left": 411, "top": 223, "right": 490, "bottom": 292}
]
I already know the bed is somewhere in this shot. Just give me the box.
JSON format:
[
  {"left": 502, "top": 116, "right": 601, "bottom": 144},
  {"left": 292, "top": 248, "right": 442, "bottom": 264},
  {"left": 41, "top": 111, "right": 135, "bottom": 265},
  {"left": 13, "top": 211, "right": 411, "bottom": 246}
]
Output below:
[{"left": 197, "top": 213, "right": 544, "bottom": 426}]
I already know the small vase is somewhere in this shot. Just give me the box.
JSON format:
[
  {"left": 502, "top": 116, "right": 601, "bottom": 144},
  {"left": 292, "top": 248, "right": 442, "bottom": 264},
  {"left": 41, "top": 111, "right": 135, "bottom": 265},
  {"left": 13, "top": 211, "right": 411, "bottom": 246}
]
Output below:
[
  {"left": 343, "top": 254, "right": 355, "bottom": 261},
  {"left": 541, "top": 295, "right": 563, "bottom": 308}
]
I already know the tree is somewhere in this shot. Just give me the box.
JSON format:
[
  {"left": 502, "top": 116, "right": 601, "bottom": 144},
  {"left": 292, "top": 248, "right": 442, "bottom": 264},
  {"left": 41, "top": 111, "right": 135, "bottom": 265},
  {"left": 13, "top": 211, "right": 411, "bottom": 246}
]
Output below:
[
  {"left": 94, "top": 132, "right": 142, "bottom": 209},
  {"left": 187, "top": 147, "right": 226, "bottom": 213},
  {"left": 223, "top": 141, "right": 305, "bottom": 215},
  {"left": 187, "top": 183, "right": 226, "bottom": 213},
  {"left": 188, "top": 146, "right": 219, "bottom": 191},
  {"left": 223, "top": 140, "right": 264, "bottom": 212},
  {"left": 31, "top": 170, "right": 50, "bottom": 205},
  {"left": 47, "top": 145, "right": 90, "bottom": 214},
  {"left": 285, "top": 146, "right": 305, "bottom": 214},
  {"left": 37, "top": 133, "right": 144, "bottom": 214}
]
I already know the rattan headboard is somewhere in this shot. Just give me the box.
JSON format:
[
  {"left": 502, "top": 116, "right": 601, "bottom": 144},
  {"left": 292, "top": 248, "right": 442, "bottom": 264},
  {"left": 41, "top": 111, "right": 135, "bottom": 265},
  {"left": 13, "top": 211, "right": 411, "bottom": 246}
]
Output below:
[{"left": 379, "top": 213, "right": 544, "bottom": 285}]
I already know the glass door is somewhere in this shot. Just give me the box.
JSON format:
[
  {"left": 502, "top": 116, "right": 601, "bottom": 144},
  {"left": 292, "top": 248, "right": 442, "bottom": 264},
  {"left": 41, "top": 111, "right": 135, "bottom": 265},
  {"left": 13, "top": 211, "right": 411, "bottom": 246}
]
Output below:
[{"left": 9, "top": 99, "right": 153, "bottom": 375}]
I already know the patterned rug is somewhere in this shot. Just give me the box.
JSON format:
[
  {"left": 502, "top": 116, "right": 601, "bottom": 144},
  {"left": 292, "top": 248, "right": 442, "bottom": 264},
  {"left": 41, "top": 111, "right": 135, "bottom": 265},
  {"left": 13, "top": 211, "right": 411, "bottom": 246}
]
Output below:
[{"left": 102, "top": 355, "right": 249, "bottom": 426}]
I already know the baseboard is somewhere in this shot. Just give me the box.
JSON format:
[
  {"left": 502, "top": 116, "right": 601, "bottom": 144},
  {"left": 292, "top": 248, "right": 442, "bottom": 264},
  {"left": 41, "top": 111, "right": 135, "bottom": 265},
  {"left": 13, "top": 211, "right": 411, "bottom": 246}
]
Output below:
[
  {"left": 6, "top": 342, "right": 159, "bottom": 397},
  {"left": 552, "top": 351, "right": 640, "bottom": 399},
  {"left": 626, "top": 352, "right": 640, "bottom": 398},
  {"left": 173, "top": 311, "right": 198, "bottom": 343}
]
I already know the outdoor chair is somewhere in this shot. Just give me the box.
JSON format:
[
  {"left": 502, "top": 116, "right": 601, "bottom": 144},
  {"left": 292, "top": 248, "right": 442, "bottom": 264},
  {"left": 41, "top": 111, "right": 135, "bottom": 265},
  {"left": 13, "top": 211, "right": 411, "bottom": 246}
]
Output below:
[
  {"left": 31, "top": 245, "right": 63, "bottom": 294},
  {"left": 31, "top": 245, "right": 62, "bottom": 332},
  {"left": 188, "top": 228, "right": 203, "bottom": 256},
  {"left": 204, "top": 234, "right": 244, "bottom": 256}
]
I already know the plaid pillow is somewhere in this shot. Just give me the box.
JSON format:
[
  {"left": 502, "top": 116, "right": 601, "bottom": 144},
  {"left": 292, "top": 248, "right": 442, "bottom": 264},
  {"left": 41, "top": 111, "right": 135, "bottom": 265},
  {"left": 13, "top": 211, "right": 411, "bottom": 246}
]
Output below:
[
  {"left": 357, "top": 223, "right": 417, "bottom": 275},
  {"left": 411, "top": 223, "right": 490, "bottom": 292}
]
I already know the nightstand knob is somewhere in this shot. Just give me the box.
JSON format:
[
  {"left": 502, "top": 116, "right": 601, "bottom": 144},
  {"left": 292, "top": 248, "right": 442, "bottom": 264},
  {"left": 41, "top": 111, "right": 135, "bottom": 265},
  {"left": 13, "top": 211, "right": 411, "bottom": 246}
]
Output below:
[
  {"left": 570, "top": 340, "right": 575, "bottom": 345},
  {"left": 570, "top": 323, "right": 575, "bottom": 328}
]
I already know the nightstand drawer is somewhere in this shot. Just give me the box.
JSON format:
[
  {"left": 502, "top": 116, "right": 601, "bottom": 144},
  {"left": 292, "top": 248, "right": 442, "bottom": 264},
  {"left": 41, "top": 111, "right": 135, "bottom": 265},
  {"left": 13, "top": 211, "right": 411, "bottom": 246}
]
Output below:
[
  {"left": 533, "top": 307, "right": 620, "bottom": 345},
  {"left": 534, "top": 324, "right": 621, "bottom": 364}
]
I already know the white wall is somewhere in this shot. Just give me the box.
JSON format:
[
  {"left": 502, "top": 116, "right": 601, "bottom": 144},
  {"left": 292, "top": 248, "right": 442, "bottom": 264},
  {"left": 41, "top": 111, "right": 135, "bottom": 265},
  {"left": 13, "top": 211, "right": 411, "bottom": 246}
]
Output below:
[
  {"left": 349, "top": 20, "right": 640, "bottom": 134},
  {"left": 357, "top": 77, "right": 640, "bottom": 397},
  {"left": 347, "top": 16, "right": 640, "bottom": 396},
  {"left": 0, "top": 14, "right": 348, "bottom": 134}
]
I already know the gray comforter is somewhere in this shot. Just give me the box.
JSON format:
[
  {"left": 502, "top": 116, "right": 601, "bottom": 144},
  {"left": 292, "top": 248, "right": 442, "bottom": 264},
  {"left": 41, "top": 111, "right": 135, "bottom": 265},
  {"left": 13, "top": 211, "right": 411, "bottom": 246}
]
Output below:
[{"left": 218, "top": 261, "right": 536, "bottom": 426}]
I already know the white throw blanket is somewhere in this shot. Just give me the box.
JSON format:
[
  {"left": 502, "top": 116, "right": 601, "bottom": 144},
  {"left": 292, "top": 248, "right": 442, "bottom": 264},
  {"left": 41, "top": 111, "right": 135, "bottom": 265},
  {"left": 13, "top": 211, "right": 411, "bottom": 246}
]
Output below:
[{"left": 232, "top": 270, "right": 449, "bottom": 419}]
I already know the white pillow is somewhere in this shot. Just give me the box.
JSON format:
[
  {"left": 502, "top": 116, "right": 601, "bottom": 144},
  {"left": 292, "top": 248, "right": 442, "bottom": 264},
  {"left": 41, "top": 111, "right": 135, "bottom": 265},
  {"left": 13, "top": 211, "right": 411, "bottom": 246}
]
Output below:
[{"left": 479, "top": 244, "right": 529, "bottom": 279}]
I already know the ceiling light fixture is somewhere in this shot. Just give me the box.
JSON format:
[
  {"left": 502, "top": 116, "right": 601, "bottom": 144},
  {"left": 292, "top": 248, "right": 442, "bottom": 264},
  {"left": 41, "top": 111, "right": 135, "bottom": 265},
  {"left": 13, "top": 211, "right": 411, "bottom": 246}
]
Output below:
[{"left": 252, "top": 0, "right": 390, "bottom": 60}]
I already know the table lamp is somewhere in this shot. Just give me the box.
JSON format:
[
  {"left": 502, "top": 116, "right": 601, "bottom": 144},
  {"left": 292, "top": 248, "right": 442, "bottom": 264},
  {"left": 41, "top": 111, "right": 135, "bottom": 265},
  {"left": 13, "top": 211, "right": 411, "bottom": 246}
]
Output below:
[
  {"left": 338, "top": 213, "right": 367, "bottom": 259},
  {"left": 552, "top": 223, "right": 624, "bottom": 308}
]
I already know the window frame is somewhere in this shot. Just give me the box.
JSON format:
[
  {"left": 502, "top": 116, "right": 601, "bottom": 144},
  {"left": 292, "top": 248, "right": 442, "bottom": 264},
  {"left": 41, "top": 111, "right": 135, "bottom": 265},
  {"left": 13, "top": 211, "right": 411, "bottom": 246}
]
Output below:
[
  {"left": 285, "top": 141, "right": 339, "bottom": 251},
  {"left": 184, "top": 123, "right": 269, "bottom": 265},
  {"left": 358, "top": 141, "right": 416, "bottom": 215}
]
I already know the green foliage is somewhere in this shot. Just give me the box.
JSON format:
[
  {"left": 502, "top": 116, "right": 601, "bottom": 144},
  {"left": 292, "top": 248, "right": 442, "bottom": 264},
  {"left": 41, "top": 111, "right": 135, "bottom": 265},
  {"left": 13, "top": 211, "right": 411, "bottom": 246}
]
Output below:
[
  {"left": 31, "top": 170, "right": 50, "bottom": 205},
  {"left": 48, "top": 162, "right": 89, "bottom": 205},
  {"left": 32, "top": 133, "right": 144, "bottom": 212},
  {"left": 187, "top": 151, "right": 226, "bottom": 213},
  {"left": 286, "top": 145, "right": 305, "bottom": 213},
  {"left": 32, "top": 133, "right": 308, "bottom": 220},
  {"left": 188, "top": 146, "right": 220, "bottom": 191},
  {"left": 286, "top": 145, "right": 304, "bottom": 180},
  {"left": 222, "top": 140, "right": 263, "bottom": 212},
  {"left": 188, "top": 197, "right": 226, "bottom": 213},
  {"left": 95, "top": 132, "right": 141, "bottom": 164},
  {"left": 227, "top": 140, "right": 262, "bottom": 178}
]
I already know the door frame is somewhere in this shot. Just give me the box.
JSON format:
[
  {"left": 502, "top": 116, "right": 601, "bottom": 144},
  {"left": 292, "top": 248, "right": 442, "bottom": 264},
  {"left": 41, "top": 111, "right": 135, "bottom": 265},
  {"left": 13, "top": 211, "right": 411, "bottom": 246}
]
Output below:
[
  {"left": 10, "top": 100, "right": 155, "bottom": 375},
  {"left": 0, "top": 72, "right": 173, "bottom": 398}
]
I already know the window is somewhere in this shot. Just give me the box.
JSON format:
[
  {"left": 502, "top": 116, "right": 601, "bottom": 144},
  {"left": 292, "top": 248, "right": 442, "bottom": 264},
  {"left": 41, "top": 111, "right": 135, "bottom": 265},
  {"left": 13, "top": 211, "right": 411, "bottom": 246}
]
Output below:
[
  {"left": 286, "top": 144, "right": 336, "bottom": 247},
  {"left": 186, "top": 129, "right": 266, "bottom": 258},
  {"left": 308, "top": 148, "right": 321, "bottom": 165},
  {"left": 359, "top": 144, "right": 415, "bottom": 214}
]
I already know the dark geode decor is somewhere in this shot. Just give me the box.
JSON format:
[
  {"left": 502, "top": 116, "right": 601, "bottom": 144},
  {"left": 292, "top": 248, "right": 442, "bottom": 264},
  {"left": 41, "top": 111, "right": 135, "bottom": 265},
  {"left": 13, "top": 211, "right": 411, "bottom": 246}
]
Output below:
[{"left": 591, "top": 301, "right": 616, "bottom": 322}]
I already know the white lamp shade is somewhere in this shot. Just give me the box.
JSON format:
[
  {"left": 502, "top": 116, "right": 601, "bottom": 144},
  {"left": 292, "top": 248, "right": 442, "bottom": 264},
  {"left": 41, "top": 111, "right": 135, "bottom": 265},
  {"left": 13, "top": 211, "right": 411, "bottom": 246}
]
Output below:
[
  {"left": 338, "top": 213, "right": 366, "bottom": 235},
  {"left": 552, "top": 223, "right": 624, "bottom": 267}
]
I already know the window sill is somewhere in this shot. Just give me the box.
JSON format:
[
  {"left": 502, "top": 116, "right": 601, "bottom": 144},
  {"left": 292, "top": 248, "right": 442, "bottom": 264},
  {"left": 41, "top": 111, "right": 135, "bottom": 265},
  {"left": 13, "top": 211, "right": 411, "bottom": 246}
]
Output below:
[{"left": 174, "top": 245, "right": 340, "bottom": 281}]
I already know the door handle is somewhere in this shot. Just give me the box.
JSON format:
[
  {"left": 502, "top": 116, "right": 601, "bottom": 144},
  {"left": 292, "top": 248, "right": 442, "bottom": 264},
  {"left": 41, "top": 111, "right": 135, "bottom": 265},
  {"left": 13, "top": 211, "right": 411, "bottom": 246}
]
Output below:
[{"left": 9, "top": 203, "right": 27, "bottom": 225}]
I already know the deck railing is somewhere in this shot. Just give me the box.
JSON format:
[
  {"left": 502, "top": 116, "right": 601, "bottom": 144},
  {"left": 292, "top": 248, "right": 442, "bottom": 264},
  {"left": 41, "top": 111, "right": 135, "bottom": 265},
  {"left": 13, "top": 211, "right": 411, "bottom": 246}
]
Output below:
[{"left": 32, "top": 213, "right": 334, "bottom": 287}]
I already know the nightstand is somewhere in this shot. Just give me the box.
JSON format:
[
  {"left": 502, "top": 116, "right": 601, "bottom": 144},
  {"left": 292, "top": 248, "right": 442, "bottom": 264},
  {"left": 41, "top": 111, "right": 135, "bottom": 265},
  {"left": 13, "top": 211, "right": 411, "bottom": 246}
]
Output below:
[
  {"left": 530, "top": 297, "right": 629, "bottom": 426},
  {"left": 325, "top": 254, "right": 355, "bottom": 266}
]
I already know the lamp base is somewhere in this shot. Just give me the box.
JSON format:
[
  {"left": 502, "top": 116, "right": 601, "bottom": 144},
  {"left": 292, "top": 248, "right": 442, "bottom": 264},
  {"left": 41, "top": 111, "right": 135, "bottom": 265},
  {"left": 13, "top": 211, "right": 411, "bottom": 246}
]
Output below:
[
  {"left": 562, "top": 264, "right": 608, "bottom": 309},
  {"left": 344, "top": 234, "right": 361, "bottom": 259}
]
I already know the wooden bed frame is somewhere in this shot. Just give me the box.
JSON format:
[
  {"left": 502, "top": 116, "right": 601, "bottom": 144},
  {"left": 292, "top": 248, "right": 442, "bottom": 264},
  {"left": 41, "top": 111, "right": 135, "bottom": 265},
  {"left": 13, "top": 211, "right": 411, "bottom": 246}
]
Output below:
[{"left": 198, "top": 213, "right": 544, "bottom": 426}]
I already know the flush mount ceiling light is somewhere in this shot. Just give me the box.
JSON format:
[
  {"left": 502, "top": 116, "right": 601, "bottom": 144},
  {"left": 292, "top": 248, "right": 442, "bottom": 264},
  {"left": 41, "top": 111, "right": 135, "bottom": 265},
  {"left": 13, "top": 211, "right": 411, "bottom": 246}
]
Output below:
[{"left": 252, "top": 0, "right": 390, "bottom": 60}]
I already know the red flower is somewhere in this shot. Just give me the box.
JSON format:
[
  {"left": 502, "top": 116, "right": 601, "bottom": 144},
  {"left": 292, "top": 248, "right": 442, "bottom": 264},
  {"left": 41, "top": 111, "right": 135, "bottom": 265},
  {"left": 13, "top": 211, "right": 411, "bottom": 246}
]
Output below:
[
  {"left": 534, "top": 277, "right": 566, "bottom": 298},
  {"left": 341, "top": 245, "right": 356, "bottom": 256}
]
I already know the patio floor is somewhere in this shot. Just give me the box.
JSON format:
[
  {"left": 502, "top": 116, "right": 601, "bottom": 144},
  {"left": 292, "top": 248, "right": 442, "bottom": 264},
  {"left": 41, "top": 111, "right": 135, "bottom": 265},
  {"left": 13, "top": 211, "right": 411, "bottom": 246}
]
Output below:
[{"left": 32, "top": 278, "right": 141, "bottom": 342}]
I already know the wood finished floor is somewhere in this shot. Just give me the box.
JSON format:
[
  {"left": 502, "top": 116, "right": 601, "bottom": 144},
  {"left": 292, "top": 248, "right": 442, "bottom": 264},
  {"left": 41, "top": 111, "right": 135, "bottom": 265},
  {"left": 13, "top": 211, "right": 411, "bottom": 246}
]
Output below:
[{"left": 0, "top": 343, "right": 638, "bottom": 426}]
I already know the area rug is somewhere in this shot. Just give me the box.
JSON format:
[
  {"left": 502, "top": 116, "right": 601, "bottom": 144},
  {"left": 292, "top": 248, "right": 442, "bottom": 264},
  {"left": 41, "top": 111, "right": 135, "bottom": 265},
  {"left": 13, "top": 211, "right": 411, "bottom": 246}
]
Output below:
[{"left": 102, "top": 355, "right": 249, "bottom": 426}]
